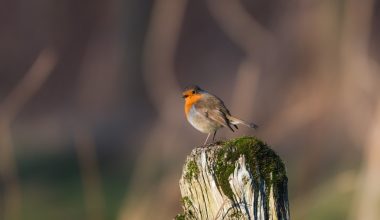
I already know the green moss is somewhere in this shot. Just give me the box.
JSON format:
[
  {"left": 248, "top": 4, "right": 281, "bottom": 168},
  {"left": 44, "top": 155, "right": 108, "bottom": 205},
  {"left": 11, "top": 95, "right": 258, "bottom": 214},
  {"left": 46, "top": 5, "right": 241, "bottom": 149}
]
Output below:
[
  {"left": 229, "top": 210, "right": 243, "bottom": 219},
  {"left": 214, "top": 136, "right": 287, "bottom": 214},
  {"left": 181, "top": 196, "right": 192, "bottom": 207},
  {"left": 174, "top": 214, "right": 186, "bottom": 220},
  {"left": 176, "top": 196, "right": 196, "bottom": 220},
  {"left": 184, "top": 160, "right": 199, "bottom": 182}
]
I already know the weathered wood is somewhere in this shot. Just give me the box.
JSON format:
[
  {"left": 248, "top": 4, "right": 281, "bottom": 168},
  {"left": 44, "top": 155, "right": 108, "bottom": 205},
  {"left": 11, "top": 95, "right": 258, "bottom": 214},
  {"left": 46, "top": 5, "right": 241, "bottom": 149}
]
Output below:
[{"left": 175, "top": 137, "right": 290, "bottom": 220}]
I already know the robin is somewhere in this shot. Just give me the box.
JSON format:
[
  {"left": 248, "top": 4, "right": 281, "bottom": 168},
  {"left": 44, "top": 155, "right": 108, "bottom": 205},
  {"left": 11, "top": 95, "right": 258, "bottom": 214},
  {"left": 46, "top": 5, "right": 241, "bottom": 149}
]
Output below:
[{"left": 182, "top": 85, "right": 258, "bottom": 145}]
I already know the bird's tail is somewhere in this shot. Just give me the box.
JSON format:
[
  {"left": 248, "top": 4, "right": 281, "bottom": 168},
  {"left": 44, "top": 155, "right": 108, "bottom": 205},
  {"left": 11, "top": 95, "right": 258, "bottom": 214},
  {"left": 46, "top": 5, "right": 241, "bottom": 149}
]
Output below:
[{"left": 228, "top": 116, "right": 258, "bottom": 129}]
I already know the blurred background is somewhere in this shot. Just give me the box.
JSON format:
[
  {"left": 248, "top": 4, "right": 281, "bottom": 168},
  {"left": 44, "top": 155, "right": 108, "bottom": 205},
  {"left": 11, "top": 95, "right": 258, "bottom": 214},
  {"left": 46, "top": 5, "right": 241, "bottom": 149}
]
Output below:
[{"left": 1, "top": 0, "right": 380, "bottom": 219}]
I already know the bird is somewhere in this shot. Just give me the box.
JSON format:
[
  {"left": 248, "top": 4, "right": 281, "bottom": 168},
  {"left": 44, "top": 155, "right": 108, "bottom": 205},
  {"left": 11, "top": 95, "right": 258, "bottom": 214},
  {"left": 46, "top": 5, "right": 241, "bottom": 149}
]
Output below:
[{"left": 182, "top": 85, "right": 258, "bottom": 145}]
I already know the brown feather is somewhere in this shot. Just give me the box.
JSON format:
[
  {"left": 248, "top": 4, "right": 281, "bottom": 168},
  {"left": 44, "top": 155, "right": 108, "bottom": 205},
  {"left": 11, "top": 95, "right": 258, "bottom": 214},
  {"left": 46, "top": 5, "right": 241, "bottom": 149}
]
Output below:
[{"left": 194, "top": 94, "right": 235, "bottom": 132}]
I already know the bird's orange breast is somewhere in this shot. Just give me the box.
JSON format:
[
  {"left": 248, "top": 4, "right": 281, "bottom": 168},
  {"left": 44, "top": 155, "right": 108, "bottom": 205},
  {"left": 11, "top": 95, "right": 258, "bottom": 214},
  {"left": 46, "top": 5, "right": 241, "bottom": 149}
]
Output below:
[{"left": 184, "top": 94, "right": 202, "bottom": 115}]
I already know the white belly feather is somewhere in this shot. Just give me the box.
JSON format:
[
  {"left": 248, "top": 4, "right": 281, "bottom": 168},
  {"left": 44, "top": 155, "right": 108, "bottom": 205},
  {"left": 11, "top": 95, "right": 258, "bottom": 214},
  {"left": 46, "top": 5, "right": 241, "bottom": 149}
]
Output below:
[{"left": 187, "top": 105, "right": 221, "bottom": 133}]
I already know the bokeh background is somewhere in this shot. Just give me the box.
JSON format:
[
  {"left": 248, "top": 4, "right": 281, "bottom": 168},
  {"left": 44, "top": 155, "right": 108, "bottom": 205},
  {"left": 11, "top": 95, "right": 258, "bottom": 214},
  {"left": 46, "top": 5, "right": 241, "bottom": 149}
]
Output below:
[{"left": 1, "top": 0, "right": 380, "bottom": 219}]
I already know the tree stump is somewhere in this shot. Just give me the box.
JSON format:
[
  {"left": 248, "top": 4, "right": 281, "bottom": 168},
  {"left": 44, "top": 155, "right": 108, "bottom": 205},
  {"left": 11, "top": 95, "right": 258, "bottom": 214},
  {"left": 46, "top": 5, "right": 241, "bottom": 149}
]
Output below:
[{"left": 175, "top": 137, "right": 290, "bottom": 220}]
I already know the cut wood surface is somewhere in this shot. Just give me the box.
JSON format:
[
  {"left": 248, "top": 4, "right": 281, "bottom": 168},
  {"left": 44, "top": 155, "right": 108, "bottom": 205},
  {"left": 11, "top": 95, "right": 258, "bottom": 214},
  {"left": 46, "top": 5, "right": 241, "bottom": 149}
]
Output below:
[{"left": 175, "top": 137, "right": 290, "bottom": 220}]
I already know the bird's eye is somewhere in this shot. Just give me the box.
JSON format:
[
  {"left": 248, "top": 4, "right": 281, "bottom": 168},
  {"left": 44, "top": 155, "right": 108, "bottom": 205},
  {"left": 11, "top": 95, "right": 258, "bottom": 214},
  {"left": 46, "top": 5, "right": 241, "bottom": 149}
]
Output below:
[{"left": 192, "top": 90, "right": 195, "bottom": 94}]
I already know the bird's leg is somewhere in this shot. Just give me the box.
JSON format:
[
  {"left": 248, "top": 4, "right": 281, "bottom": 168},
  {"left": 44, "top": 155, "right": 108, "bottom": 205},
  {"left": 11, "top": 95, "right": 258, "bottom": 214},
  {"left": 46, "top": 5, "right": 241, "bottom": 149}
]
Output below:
[
  {"left": 212, "top": 130, "right": 217, "bottom": 142},
  {"left": 203, "top": 133, "right": 211, "bottom": 146}
]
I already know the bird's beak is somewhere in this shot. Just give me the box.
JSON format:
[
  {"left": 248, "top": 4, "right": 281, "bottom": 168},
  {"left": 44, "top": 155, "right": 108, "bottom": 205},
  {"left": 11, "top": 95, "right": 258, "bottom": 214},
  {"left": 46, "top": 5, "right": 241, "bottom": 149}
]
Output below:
[{"left": 182, "top": 94, "right": 187, "bottom": 98}]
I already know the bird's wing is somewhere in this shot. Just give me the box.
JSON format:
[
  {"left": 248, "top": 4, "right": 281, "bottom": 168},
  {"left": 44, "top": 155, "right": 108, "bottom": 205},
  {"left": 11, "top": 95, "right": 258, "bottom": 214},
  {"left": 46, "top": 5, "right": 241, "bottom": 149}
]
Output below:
[{"left": 194, "top": 95, "right": 235, "bottom": 132}]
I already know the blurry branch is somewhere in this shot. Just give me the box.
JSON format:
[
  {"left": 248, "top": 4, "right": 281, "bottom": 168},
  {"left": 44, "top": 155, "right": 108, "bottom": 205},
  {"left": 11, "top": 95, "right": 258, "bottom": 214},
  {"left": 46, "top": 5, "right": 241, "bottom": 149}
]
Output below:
[
  {"left": 0, "top": 49, "right": 57, "bottom": 122},
  {"left": 0, "top": 48, "right": 57, "bottom": 220},
  {"left": 262, "top": 81, "right": 327, "bottom": 143},
  {"left": 337, "top": 0, "right": 380, "bottom": 219},
  {"left": 74, "top": 127, "right": 104, "bottom": 220},
  {"left": 0, "top": 124, "right": 20, "bottom": 220},
  {"left": 339, "top": 0, "right": 379, "bottom": 218},
  {"left": 76, "top": 33, "right": 124, "bottom": 115},
  {"left": 207, "top": 0, "right": 273, "bottom": 137},
  {"left": 74, "top": 34, "right": 122, "bottom": 220},
  {"left": 207, "top": 0, "right": 275, "bottom": 56},
  {"left": 73, "top": 9, "right": 125, "bottom": 218},
  {"left": 340, "top": 0, "right": 377, "bottom": 141},
  {"left": 229, "top": 60, "right": 260, "bottom": 134},
  {"left": 351, "top": 100, "right": 380, "bottom": 220},
  {"left": 341, "top": 0, "right": 374, "bottom": 54},
  {"left": 142, "top": 0, "right": 185, "bottom": 122},
  {"left": 231, "top": 61, "right": 260, "bottom": 116},
  {"left": 118, "top": 0, "right": 188, "bottom": 219}
]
